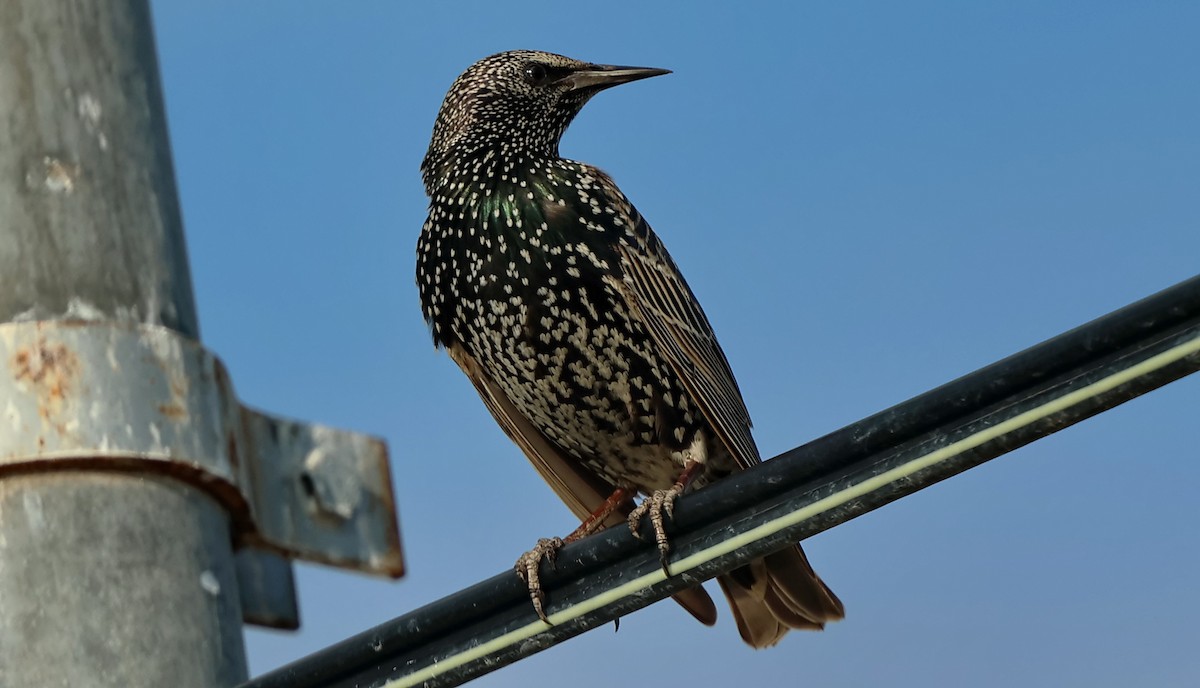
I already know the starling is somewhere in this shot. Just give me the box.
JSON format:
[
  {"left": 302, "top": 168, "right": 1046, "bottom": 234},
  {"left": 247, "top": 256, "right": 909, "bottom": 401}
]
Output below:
[{"left": 417, "top": 50, "right": 843, "bottom": 648}]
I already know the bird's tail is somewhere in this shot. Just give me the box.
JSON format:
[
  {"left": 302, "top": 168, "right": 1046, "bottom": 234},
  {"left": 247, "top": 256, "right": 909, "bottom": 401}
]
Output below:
[{"left": 715, "top": 544, "right": 844, "bottom": 648}]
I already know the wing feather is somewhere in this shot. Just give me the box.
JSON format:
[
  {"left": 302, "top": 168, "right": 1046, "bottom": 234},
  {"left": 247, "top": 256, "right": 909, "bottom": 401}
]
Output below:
[{"left": 597, "top": 175, "right": 761, "bottom": 470}]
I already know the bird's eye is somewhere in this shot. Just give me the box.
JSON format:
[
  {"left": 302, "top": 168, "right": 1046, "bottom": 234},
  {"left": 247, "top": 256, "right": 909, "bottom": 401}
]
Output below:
[{"left": 524, "top": 63, "right": 548, "bottom": 85}]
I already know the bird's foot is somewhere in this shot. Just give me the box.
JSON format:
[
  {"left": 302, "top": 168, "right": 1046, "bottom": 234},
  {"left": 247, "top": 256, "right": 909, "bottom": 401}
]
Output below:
[
  {"left": 514, "top": 536, "right": 565, "bottom": 625},
  {"left": 627, "top": 485, "right": 684, "bottom": 576}
]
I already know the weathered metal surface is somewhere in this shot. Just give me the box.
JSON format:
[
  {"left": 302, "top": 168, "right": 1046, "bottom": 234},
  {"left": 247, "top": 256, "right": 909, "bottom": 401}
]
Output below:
[
  {"left": 0, "top": 320, "right": 404, "bottom": 577},
  {"left": 0, "top": 1, "right": 245, "bottom": 683},
  {"left": 0, "top": 4, "right": 401, "bottom": 682},
  {"left": 237, "top": 548, "right": 301, "bottom": 630},
  {"left": 0, "top": 0, "right": 201, "bottom": 338},
  {"left": 0, "top": 321, "right": 242, "bottom": 495},
  {"left": 0, "top": 473, "right": 249, "bottom": 688},
  {"left": 240, "top": 407, "right": 405, "bottom": 576}
]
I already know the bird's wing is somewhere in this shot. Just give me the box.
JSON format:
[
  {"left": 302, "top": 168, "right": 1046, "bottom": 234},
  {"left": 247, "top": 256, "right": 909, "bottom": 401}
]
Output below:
[
  {"left": 446, "top": 341, "right": 719, "bottom": 625},
  {"left": 446, "top": 342, "right": 623, "bottom": 524},
  {"left": 598, "top": 177, "right": 761, "bottom": 470}
]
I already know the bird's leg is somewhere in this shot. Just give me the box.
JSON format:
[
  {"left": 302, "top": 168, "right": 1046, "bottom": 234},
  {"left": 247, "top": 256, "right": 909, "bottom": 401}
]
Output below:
[
  {"left": 565, "top": 486, "right": 636, "bottom": 543},
  {"left": 628, "top": 458, "right": 704, "bottom": 576},
  {"left": 514, "top": 486, "right": 636, "bottom": 624}
]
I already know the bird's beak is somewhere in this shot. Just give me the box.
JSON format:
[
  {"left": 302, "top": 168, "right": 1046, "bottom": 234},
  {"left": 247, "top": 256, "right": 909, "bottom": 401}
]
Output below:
[{"left": 557, "top": 64, "right": 672, "bottom": 93}]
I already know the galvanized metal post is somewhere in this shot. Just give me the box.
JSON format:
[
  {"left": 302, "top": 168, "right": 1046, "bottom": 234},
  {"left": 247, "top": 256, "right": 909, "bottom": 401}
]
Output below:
[{"left": 0, "top": 2, "right": 248, "bottom": 686}]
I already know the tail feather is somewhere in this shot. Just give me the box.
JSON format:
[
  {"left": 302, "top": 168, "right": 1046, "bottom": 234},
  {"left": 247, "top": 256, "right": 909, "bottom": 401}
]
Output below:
[
  {"left": 763, "top": 546, "right": 844, "bottom": 623},
  {"left": 715, "top": 544, "right": 843, "bottom": 648},
  {"left": 762, "top": 585, "right": 824, "bottom": 631},
  {"left": 671, "top": 585, "right": 718, "bottom": 626},
  {"left": 716, "top": 565, "right": 788, "bottom": 648}
]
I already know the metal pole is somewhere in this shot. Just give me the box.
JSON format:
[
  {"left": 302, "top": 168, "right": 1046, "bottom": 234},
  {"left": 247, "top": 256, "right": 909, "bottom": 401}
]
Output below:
[{"left": 0, "top": 1, "right": 247, "bottom": 686}]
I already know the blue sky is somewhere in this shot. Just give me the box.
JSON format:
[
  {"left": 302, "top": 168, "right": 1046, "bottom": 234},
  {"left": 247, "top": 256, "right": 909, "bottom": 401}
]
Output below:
[{"left": 151, "top": 3, "right": 1199, "bottom": 686}]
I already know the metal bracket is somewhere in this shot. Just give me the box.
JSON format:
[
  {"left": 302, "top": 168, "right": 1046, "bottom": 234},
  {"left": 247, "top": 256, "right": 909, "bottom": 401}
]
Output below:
[
  {"left": 0, "top": 321, "right": 404, "bottom": 627},
  {"left": 237, "top": 548, "right": 301, "bottom": 630}
]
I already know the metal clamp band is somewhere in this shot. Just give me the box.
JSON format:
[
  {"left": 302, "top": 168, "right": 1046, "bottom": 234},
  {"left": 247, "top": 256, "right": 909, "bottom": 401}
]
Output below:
[{"left": 1, "top": 320, "right": 403, "bottom": 584}]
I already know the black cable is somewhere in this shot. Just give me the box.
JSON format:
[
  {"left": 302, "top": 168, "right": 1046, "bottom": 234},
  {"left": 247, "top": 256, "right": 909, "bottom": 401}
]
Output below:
[{"left": 241, "top": 274, "right": 1200, "bottom": 688}]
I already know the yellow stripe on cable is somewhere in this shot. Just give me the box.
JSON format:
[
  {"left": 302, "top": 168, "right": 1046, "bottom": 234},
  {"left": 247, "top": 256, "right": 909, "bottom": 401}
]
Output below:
[{"left": 387, "top": 329, "right": 1200, "bottom": 688}]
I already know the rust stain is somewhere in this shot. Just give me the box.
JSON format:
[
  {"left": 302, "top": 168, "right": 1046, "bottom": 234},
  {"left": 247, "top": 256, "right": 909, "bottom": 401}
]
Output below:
[
  {"left": 41, "top": 157, "right": 79, "bottom": 193},
  {"left": 11, "top": 338, "right": 79, "bottom": 425},
  {"left": 158, "top": 403, "right": 187, "bottom": 420},
  {"left": 159, "top": 374, "right": 190, "bottom": 423}
]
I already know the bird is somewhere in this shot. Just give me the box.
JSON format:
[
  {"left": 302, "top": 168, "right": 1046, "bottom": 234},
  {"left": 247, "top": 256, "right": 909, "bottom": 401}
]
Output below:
[{"left": 417, "top": 49, "right": 843, "bottom": 648}]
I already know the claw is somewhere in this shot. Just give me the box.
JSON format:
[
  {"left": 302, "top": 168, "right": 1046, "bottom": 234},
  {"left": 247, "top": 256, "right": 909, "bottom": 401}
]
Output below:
[
  {"left": 514, "top": 536, "right": 564, "bottom": 624},
  {"left": 627, "top": 485, "right": 684, "bottom": 576}
]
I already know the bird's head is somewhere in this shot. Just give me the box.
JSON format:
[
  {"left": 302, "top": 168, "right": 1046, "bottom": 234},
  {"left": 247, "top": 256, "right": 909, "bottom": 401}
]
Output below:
[{"left": 422, "top": 50, "right": 669, "bottom": 191}]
